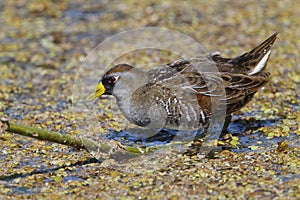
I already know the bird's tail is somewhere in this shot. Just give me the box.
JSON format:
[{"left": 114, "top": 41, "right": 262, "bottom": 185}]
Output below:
[{"left": 234, "top": 32, "right": 278, "bottom": 75}]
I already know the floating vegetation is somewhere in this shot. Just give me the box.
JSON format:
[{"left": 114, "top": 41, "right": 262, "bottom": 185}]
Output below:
[{"left": 0, "top": 0, "right": 299, "bottom": 199}]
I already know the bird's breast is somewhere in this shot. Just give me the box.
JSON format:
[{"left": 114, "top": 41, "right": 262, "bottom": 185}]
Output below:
[{"left": 116, "top": 86, "right": 210, "bottom": 130}]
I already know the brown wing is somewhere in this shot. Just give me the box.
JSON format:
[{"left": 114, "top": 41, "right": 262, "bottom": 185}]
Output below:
[
  {"left": 221, "top": 72, "right": 271, "bottom": 113},
  {"left": 173, "top": 70, "right": 270, "bottom": 114},
  {"left": 155, "top": 60, "right": 270, "bottom": 114}
]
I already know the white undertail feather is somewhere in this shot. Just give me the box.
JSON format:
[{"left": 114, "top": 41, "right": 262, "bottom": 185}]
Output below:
[{"left": 248, "top": 50, "right": 271, "bottom": 75}]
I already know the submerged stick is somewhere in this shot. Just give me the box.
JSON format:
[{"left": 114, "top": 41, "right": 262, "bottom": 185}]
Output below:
[
  {"left": 0, "top": 118, "right": 153, "bottom": 155},
  {"left": 1, "top": 118, "right": 98, "bottom": 151}
]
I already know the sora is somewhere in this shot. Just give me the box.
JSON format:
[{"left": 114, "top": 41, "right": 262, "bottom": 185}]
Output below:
[{"left": 88, "top": 33, "right": 277, "bottom": 131}]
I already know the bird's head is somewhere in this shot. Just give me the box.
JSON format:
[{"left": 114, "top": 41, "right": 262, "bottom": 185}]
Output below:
[{"left": 87, "top": 64, "right": 136, "bottom": 100}]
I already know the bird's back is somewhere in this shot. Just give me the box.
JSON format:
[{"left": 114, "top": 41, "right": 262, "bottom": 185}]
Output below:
[{"left": 144, "top": 33, "right": 277, "bottom": 116}]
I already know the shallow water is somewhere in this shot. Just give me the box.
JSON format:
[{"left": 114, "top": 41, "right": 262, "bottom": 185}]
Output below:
[{"left": 105, "top": 117, "right": 297, "bottom": 153}]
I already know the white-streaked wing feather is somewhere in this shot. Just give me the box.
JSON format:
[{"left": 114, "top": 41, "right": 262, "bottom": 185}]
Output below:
[{"left": 248, "top": 50, "right": 271, "bottom": 75}]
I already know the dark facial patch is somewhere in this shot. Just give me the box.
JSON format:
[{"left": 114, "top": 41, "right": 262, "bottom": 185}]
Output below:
[{"left": 100, "top": 64, "right": 134, "bottom": 95}]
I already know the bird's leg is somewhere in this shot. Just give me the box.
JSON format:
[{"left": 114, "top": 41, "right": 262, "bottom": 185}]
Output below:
[{"left": 221, "top": 115, "right": 232, "bottom": 136}]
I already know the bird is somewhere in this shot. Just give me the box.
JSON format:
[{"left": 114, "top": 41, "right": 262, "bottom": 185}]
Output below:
[{"left": 87, "top": 33, "right": 278, "bottom": 131}]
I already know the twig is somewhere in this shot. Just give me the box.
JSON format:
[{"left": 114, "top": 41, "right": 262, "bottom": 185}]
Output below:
[{"left": 0, "top": 118, "right": 155, "bottom": 155}]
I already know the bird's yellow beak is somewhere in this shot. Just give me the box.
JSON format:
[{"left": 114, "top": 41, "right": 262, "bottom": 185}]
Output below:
[{"left": 86, "top": 82, "right": 106, "bottom": 101}]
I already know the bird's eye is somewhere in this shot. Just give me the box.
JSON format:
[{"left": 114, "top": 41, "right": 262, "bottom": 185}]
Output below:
[{"left": 108, "top": 76, "right": 119, "bottom": 84}]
